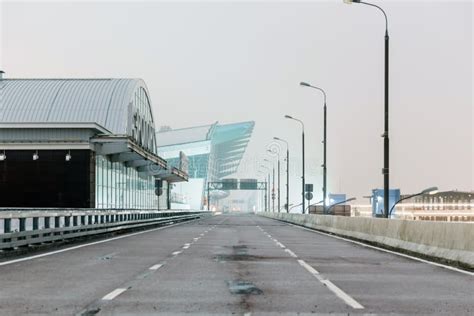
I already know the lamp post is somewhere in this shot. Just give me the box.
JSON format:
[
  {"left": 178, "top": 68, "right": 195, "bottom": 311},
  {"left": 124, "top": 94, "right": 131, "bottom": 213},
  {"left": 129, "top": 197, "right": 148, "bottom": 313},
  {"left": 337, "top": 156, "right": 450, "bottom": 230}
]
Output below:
[
  {"left": 300, "top": 82, "right": 328, "bottom": 214},
  {"left": 285, "top": 115, "right": 305, "bottom": 214},
  {"left": 267, "top": 149, "right": 281, "bottom": 212},
  {"left": 389, "top": 187, "right": 438, "bottom": 217},
  {"left": 260, "top": 164, "right": 271, "bottom": 212},
  {"left": 264, "top": 158, "right": 275, "bottom": 212},
  {"left": 257, "top": 171, "right": 268, "bottom": 212},
  {"left": 327, "top": 197, "right": 357, "bottom": 214},
  {"left": 274, "top": 137, "right": 289, "bottom": 213},
  {"left": 344, "top": 0, "right": 390, "bottom": 218}
]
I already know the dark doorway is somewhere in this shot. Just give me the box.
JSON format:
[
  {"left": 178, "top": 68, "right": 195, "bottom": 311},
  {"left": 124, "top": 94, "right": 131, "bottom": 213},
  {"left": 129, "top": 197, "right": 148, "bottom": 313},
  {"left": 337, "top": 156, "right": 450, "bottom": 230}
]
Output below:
[{"left": 0, "top": 150, "right": 93, "bottom": 208}]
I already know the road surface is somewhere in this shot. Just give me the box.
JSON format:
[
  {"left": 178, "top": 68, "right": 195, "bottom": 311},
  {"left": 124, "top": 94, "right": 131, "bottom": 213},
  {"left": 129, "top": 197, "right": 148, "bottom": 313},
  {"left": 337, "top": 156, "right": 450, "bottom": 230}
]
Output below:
[{"left": 0, "top": 213, "right": 472, "bottom": 315}]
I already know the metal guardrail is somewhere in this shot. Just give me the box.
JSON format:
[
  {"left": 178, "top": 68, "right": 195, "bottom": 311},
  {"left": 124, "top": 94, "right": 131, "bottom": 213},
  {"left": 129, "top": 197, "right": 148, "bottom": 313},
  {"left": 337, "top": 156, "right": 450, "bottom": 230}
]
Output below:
[{"left": 0, "top": 209, "right": 209, "bottom": 251}]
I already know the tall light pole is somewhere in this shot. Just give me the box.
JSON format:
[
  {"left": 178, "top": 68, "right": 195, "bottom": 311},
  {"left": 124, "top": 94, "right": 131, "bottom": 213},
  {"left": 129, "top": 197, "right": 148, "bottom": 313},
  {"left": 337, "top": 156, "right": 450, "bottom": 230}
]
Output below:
[
  {"left": 267, "top": 149, "right": 281, "bottom": 212},
  {"left": 260, "top": 164, "right": 271, "bottom": 212},
  {"left": 257, "top": 171, "right": 267, "bottom": 212},
  {"left": 300, "top": 81, "right": 328, "bottom": 214},
  {"left": 264, "top": 158, "right": 275, "bottom": 212},
  {"left": 285, "top": 115, "right": 305, "bottom": 214},
  {"left": 344, "top": 0, "right": 390, "bottom": 218},
  {"left": 274, "top": 137, "right": 289, "bottom": 213}
]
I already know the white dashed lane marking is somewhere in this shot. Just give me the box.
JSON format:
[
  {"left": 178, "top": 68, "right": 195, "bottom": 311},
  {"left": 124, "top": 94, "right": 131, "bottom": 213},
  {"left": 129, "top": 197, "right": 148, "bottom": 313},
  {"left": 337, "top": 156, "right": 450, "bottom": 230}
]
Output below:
[
  {"left": 149, "top": 264, "right": 163, "bottom": 271},
  {"left": 285, "top": 249, "right": 298, "bottom": 258},
  {"left": 298, "top": 259, "right": 364, "bottom": 309},
  {"left": 260, "top": 224, "right": 363, "bottom": 310},
  {"left": 102, "top": 288, "right": 127, "bottom": 301},
  {"left": 172, "top": 251, "right": 182, "bottom": 256}
]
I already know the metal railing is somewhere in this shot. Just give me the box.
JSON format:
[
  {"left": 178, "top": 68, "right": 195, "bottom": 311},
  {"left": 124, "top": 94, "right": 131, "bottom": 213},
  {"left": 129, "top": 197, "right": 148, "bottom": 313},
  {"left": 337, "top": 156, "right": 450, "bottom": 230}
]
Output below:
[{"left": 0, "top": 209, "right": 209, "bottom": 251}]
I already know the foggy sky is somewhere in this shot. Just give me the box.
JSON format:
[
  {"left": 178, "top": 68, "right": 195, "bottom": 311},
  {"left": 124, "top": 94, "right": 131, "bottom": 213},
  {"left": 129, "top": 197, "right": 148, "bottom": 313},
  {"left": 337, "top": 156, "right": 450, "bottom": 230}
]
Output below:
[{"left": 1, "top": 0, "right": 472, "bottom": 203}]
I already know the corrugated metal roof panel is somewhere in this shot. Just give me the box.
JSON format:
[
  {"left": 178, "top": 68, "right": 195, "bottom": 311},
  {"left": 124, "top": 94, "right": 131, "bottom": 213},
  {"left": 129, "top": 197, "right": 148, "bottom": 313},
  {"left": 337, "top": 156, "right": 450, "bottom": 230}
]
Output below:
[{"left": 0, "top": 79, "right": 146, "bottom": 135}]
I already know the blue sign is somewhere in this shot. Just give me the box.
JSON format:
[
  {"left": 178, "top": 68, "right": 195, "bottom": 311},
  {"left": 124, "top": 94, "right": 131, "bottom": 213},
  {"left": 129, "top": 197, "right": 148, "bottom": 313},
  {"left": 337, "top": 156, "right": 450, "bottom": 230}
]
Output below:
[{"left": 371, "top": 189, "right": 401, "bottom": 218}]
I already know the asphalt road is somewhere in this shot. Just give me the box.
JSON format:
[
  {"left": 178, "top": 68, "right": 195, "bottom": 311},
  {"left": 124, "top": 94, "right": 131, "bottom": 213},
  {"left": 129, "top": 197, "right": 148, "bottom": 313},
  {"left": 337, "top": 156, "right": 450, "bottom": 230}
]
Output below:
[{"left": 0, "top": 213, "right": 472, "bottom": 315}]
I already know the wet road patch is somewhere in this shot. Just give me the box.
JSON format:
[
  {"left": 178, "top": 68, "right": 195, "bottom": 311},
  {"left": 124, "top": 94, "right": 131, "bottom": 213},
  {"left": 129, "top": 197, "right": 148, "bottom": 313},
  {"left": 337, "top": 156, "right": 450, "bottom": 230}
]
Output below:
[{"left": 227, "top": 280, "right": 263, "bottom": 295}]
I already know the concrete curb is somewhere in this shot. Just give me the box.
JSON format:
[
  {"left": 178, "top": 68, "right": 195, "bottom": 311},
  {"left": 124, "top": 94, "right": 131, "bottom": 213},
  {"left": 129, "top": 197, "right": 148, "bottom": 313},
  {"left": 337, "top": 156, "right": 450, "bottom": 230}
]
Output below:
[{"left": 260, "top": 213, "right": 474, "bottom": 269}]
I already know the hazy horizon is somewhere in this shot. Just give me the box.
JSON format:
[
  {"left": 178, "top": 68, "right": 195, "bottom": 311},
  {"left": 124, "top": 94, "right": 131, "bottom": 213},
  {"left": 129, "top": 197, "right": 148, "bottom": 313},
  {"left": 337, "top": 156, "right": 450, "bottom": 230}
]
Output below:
[{"left": 1, "top": 0, "right": 472, "bottom": 203}]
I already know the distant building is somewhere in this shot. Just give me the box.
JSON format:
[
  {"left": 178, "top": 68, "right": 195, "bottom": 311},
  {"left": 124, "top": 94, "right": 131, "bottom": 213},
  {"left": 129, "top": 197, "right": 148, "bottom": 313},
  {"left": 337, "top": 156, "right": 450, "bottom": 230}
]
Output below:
[
  {"left": 400, "top": 190, "right": 473, "bottom": 210},
  {"left": 0, "top": 77, "right": 187, "bottom": 209},
  {"left": 157, "top": 121, "right": 254, "bottom": 210}
]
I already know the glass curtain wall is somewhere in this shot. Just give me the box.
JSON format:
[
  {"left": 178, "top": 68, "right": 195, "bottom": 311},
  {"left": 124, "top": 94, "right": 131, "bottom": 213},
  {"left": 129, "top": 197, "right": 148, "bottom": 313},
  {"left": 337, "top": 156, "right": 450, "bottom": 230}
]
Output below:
[{"left": 95, "top": 155, "right": 160, "bottom": 209}]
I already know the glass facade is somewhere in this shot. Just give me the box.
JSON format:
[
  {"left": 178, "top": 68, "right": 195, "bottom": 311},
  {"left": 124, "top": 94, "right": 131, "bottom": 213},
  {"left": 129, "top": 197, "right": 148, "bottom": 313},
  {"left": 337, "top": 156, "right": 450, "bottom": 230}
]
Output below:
[
  {"left": 95, "top": 155, "right": 168, "bottom": 209},
  {"left": 167, "top": 153, "right": 211, "bottom": 179}
]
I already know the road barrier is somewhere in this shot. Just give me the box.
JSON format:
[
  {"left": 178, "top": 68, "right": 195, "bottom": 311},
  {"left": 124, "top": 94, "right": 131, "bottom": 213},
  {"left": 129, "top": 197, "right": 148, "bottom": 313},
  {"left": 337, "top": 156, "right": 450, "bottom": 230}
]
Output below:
[
  {"left": 260, "top": 212, "right": 474, "bottom": 269},
  {"left": 0, "top": 209, "right": 209, "bottom": 251}
]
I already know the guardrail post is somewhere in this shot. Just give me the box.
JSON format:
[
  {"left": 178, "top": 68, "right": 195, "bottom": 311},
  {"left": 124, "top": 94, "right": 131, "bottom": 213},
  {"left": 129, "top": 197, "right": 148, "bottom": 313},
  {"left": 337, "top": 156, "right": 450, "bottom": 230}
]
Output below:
[
  {"left": 4, "top": 218, "right": 11, "bottom": 233},
  {"left": 33, "top": 217, "right": 39, "bottom": 230},
  {"left": 19, "top": 218, "right": 26, "bottom": 232}
]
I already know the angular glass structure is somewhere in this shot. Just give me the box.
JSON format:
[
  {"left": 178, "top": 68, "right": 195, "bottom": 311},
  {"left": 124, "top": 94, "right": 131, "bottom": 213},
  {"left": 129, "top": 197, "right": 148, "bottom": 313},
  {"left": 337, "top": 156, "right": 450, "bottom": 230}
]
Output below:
[{"left": 157, "top": 121, "right": 254, "bottom": 210}]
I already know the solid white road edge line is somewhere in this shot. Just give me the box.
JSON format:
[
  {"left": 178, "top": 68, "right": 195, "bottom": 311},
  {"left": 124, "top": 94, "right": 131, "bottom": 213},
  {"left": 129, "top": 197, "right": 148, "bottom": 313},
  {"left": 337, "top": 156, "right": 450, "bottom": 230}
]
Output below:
[
  {"left": 0, "top": 219, "right": 201, "bottom": 267},
  {"left": 289, "top": 223, "right": 474, "bottom": 277},
  {"left": 102, "top": 288, "right": 127, "bottom": 301},
  {"left": 298, "top": 259, "right": 364, "bottom": 310}
]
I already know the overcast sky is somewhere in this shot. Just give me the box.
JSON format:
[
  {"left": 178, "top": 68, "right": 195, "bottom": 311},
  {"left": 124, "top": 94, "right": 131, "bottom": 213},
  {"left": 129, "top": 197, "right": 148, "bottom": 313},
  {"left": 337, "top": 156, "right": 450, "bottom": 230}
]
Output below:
[{"left": 1, "top": 0, "right": 472, "bottom": 202}]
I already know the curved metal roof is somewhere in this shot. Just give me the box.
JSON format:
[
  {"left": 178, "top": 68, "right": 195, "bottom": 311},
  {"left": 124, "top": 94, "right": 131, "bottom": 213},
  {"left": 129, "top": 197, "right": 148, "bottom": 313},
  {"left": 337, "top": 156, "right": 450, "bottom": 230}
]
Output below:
[{"left": 0, "top": 78, "right": 153, "bottom": 136}]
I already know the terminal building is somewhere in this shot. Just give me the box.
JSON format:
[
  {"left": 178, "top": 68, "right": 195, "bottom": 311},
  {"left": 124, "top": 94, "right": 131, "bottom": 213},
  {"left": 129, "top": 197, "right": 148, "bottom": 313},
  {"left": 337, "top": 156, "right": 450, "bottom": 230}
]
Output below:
[
  {"left": 0, "top": 77, "right": 188, "bottom": 209},
  {"left": 157, "top": 121, "right": 255, "bottom": 210}
]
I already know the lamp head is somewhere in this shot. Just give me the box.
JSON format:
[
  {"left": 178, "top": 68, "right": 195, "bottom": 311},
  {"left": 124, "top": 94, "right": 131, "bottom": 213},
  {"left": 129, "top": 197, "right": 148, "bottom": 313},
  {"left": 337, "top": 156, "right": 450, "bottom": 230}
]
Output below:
[
  {"left": 284, "top": 115, "right": 293, "bottom": 119},
  {"left": 273, "top": 137, "right": 280, "bottom": 140},
  {"left": 422, "top": 187, "right": 438, "bottom": 195},
  {"left": 343, "top": 0, "right": 361, "bottom": 4},
  {"left": 300, "top": 81, "right": 311, "bottom": 87}
]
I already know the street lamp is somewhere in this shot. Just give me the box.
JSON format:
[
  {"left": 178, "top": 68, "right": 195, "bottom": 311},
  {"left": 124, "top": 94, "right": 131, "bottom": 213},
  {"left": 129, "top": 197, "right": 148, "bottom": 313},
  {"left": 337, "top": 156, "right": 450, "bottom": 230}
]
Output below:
[
  {"left": 274, "top": 137, "right": 290, "bottom": 213},
  {"left": 300, "top": 81, "right": 328, "bottom": 214},
  {"left": 260, "top": 164, "right": 271, "bottom": 212},
  {"left": 389, "top": 187, "right": 438, "bottom": 217},
  {"left": 285, "top": 115, "right": 306, "bottom": 214},
  {"left": 327, "top": 197, "right": 357, "bottom": 214},
  {"left": 344, "top": 0, "right": 390, "bottom": 218},
  {"left": 264, "top": 158, "right": 275, "bottom": 212},
  {"left": 257, "top": 170, "right": 268, "bottom": 212},
  {"left": 267, "top": 149, "right": 281, "bottom": 212}
]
